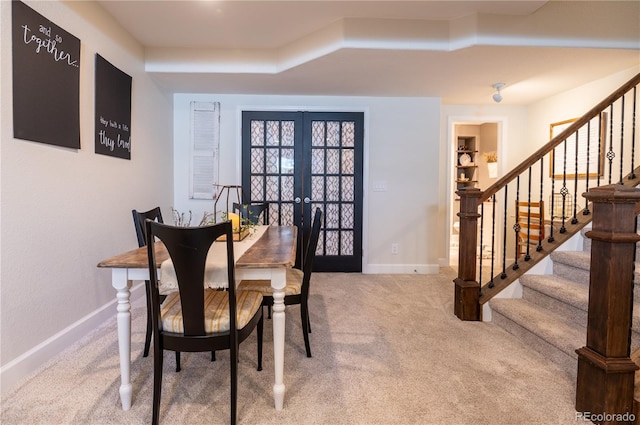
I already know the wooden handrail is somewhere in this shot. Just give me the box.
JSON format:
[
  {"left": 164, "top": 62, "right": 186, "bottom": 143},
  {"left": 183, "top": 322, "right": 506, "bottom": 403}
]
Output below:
[
  {"left": 455, "top": 71, "right": 640, "bottom": 321},
  {"left": 481, "top": 73, "right": 640, "bottom": 203}
]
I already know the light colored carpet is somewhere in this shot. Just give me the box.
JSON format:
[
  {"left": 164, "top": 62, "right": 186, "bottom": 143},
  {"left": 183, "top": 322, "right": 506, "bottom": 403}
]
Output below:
[{"left": 1, "top": 269, "right": 578, "bottom": 424}]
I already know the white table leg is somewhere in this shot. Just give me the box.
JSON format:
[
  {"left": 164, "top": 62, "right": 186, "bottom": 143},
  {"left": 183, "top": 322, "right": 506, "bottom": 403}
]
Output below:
[
  {"left": 270, "top": 269, "right": 286, "bottom": 410},
  {"left": 112, "top": 269, "right": 132, "bottom": 410}
]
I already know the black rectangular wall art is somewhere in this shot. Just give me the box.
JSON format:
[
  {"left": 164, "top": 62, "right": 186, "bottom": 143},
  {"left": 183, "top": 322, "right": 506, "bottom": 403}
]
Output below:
[
  {"left": 94, "top": 54, "right": 132, "bottom": 160},
  {"left": 12, "top": 0, "right": 81, "bottom": 149}
]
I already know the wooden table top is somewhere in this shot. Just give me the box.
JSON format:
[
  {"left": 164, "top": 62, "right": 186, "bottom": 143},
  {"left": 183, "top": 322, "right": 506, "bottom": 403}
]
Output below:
[
  {"left": 235, "top": 225, "right": 297, "bottom": 269},
  {"left": 97, "top": 225, "right": 297, "bottom": 270}
]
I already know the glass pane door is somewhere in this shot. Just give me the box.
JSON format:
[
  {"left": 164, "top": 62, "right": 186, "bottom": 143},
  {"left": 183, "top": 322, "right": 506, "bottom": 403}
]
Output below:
[{"left": 242, "top": 111, "right": 363, "bottom": 272}]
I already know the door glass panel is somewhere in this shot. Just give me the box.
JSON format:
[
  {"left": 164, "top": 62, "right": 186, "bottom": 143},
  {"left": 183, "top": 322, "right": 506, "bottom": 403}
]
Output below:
[
  {"left": 312, "top": 149, "right": 324, "bottom": 173},
  {"left": 312, "top": 176, "right": 324, "bottom": 200},
  {"left": 251, "top": 121, "right": 264, "bottom": 146},
  {"left": 326, "top": 149, "right": 339, "bottom": 174},
  {"left": 281, "top": 121, "right": 295, "bottom": 146},
  {"left": 342, "top": 176, "right": 354, "bottom": 201},
  {"left": 281, "top": 175, "right": 294, "bottom": 200},
  {"left": 326, "top": 176, "right": 339, "bottom": 201},
  {"left": 266, "top": 176, "right": 279, "bottom": 201},
  {"left": 342, "top": 204, "right": 354, "bottom": 228},
  {"left": 342, "top": 122, "right": 355, "bottom": 147},
  {"left": 266, "top": 149, "right": 279, "bottom": 173},
  {"left": 281, "top": 148, "right": 294, "bottom": 174},
  {"left": 341, "top": 230, "right": 354, "bottom": 255},
  {"left": 251, "top": 175, "right": 264, "bottom": 199},
  {"left": 326, "top": 231, "right": 339, "bottom": 255},
  {"left": 281, "top": 203, "right": 294, "bottom": 224},
  {"left": 342, "top": 149, "right": 354, "bottom": 174},
  {"left": 312, "top": 121, "right": 324, "bottom": 146},
  {"left": 326, "top": 204, "right": 339, "bottom": 227},
  {"left": 266, "top": 121, "right": 279, "bottom": 145},
  {"left": 251, "top": 149, "right": 264, "bottom": 173},
  {"left": 327, "top": 122, "right": 340, "bottom": 146}
]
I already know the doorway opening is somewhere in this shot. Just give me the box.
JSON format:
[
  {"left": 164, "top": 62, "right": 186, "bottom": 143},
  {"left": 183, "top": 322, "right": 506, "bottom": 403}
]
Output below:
[{"left": 448, "top": 118, "right": 504, "bottom": 266}]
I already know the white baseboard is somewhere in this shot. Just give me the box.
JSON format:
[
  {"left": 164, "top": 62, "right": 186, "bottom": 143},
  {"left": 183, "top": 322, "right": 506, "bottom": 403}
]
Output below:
[
  {"left": 363, "top": 263, "right": 439, "bottom": 274},
  {"left": 0, "top": 282, "right": 145, "bottom": 397}
]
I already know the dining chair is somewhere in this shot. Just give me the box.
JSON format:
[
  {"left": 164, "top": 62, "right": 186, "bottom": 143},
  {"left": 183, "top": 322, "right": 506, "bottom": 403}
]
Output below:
[
  {"left": 232, "top": 202, "right": 269, "bottom": 225},
  {"left": 238, "top": 207, "right": 322, "bottom": 357},
  {"left": 515, "top": 200, "right": 545, "bottom": 258},
  {"left": 132, "top": 207, "right": 165, "bottom": 358},
  {"left": 145, "top": 220, "right": 263, "bottom": 425}
]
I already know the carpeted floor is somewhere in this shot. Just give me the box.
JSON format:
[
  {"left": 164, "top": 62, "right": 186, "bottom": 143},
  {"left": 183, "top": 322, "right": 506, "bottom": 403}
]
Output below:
[{"left": 1, "top": 269, "right": 578, "bottom": 424}]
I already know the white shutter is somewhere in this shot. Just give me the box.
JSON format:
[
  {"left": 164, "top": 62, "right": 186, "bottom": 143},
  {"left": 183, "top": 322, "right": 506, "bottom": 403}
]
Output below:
[{"left": 189, "top": 101, "right": 220, "bottom": 199}]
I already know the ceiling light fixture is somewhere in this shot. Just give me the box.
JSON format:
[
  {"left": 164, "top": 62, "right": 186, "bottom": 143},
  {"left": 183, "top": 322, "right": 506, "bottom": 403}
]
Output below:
[{"left": 492, "top": 83, "right": 505, "bottom": 103}]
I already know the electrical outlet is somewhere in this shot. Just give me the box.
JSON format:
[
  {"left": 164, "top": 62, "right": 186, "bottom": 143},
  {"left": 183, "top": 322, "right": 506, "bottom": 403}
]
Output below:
[{"left": 391, "top": 243, "right": 399, "bottom": 254}]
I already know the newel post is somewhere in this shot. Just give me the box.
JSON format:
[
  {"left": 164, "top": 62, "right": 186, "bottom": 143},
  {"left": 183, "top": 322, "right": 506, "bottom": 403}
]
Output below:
[
  {"left": 575, "top": 185, "right": 640, "bottom": 424},
  {"left": 454, "top": 187, "right": 482, "bottom": 321}
]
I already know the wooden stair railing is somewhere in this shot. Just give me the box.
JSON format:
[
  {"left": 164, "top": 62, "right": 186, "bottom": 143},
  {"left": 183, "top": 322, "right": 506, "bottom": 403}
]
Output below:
[{"left": 455, "top": 72, "right": 640, "bottom": 322}]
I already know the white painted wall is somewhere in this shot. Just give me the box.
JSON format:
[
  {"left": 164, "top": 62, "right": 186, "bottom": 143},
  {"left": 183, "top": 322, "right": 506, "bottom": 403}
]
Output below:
[
  {"left": 0, "top": 0, "right": 173, "bottom": 392},
  {"left": 527, "top": 67, "right": 640, "bottom": 156},
  {"left": 173, "top": 94, "right": 441, "bottom": 273}
]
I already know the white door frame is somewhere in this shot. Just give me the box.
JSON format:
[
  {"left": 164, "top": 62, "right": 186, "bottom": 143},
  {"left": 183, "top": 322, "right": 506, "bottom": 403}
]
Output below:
[{"left": 446, "top": 116, "right": 508, "bottom": 266}]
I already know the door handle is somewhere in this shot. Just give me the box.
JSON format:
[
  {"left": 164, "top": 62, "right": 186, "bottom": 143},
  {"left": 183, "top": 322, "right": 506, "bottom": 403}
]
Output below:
[
  {"left": 304, "top": 197, "right": 311, "bottom": 204},
  {"left": 295, "top": 197, "right": 301, "bottom": 204}
]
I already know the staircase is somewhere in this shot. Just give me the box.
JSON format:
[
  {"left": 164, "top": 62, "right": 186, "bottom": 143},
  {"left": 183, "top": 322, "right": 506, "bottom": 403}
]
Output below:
[
  {"left": 453, "top": 74, "right": 640, "bottom": 418},
  {"left": 489, "top": 225, "right": 640, "bottom": 390}
]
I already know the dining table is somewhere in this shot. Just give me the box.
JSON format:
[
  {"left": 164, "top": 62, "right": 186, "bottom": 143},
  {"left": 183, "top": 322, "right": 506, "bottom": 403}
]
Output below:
[{"left": 97, "top": 225, "right": 297, "bottom": 411}]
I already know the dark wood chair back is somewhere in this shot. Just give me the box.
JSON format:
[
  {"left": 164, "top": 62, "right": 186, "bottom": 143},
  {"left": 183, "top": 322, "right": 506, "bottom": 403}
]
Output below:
[
  {"left": 146, "top": 221, "right": 237, "bottom": 338},
  {"left": 131, "top": 206, "right": 165, "bottom": 359},
  {"left": 232, "top": 202, "right": 269, "bottom": 225},
  {"left": 132, "top": 207, "right": 163, "bottom": 247},
  {"left": 301, "top": 208, "right": 323, "bottom": 296}
]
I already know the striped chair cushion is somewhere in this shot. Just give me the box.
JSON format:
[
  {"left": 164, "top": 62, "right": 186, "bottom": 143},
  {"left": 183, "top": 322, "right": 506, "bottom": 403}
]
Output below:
[
  {"left": 160, "top": 289, "right": 263, "bottom": 334},
  {"left": 237, "top": 268, "right": 304, "bottom": 296}
]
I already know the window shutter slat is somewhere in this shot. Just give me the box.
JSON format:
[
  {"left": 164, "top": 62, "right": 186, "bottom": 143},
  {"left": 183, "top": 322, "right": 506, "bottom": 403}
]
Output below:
[{"left": 189, "top": 101, "right": 220, "bottom": 199}]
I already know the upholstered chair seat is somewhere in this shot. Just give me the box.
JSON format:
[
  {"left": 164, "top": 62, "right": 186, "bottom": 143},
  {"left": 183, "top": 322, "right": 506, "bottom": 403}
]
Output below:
[{"left": 161, "top": 289, "right": 263, "bottom": 333}]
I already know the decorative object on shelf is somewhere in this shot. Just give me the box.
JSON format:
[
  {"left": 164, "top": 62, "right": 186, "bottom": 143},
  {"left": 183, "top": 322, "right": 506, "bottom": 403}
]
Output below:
[
  {"left": 482, "top": 151, "right": 498, "bottom": 178},
  {"left": 459, "top": 153, "right": 472, "bottom": 166}
]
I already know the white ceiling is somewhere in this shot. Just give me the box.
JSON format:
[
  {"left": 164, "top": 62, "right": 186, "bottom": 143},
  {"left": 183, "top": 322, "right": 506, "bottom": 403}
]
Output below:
[{"left": 96, "top": 0, "right": 640, "bottom": 105}]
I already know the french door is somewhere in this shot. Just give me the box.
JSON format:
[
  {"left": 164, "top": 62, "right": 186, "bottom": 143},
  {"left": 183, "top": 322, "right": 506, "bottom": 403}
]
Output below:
[{"left": 241, "top": 111, "right": 363, "bottom": 272}]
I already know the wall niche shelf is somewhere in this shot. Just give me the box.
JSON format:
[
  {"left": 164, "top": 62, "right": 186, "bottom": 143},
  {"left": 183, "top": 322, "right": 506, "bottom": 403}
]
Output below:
[{"left": 455, "top": 136, "right": 478, "bottom": 191}]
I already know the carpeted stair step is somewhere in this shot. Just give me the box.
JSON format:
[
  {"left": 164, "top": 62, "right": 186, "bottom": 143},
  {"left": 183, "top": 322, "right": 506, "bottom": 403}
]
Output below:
[
  {"left": 519, "top": 273, "right": 640, "bottom": 351},
  {"left": 550, "top": 250, "right": 591, "bottom": 285},
  {"left": 490, "top": 297, "right": 584, "bottom": 377},
  {"left": 520, "top": 274, "right": 589, "bottom": 326},
  {"left": 551, "top": 250, "right": 640, "bottom": 298}
]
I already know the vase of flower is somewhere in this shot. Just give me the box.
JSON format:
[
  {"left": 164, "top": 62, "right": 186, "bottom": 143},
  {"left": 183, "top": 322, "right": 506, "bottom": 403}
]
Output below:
[{"left": 483, "top": 151, "right": 498, "bottom": 178}]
